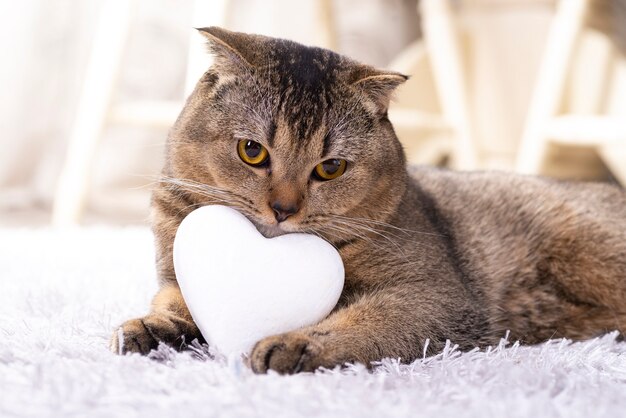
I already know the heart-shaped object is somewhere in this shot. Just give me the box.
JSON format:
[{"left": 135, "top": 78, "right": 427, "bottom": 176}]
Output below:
[{"left": 173, "top": 205, "right": 345, "bottom": 356}]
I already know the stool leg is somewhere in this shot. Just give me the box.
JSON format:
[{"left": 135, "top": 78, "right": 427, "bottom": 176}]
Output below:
[
  {"left": 52, "top": 1, "right": 135, "bottom": 226},
  {"left": 421, "top": 0, "right": 478, "bottom": 170},
  {"left": 515, "top": 0, "right": 590, "bottom": 175},
  {"left": 315, "top": 0, "right": 336, "bottom": 51}
]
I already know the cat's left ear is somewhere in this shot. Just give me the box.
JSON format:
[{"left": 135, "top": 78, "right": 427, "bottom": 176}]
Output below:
[
  {"left": 196, "top": 26, "right": 263, "bottom": 70},
  {"left": 349, "top": 68, "right": 408, "bottom": 114}
]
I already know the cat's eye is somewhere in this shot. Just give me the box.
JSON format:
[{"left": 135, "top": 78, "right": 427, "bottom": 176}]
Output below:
[
  {"left": 237, "top": 140, "right": 269, "bottom": 166},
  {"left": 313, "top": 159, "right": 347, "bottom": 181}
]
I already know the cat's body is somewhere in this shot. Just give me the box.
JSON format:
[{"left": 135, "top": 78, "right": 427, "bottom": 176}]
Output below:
[
  {"left": 406, "top": 168, "right": 626, "bottom": 344},
  {"left": 111, "top": 28, "right": 626, "bottom": 373}
]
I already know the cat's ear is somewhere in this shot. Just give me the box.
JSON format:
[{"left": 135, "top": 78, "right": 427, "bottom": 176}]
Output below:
[
  {"left": 196, "top": 26, "right": 262, "bottom": 69},
  {"left": 348, "top": 67, "right": 408, "bottom": 114}
]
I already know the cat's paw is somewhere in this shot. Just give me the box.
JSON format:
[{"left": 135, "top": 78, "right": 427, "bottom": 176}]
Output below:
[
  {"left": 110, "top": 314, "right": 189, "bottom": 355},
  {"left": 250, "top": 332, "right": 333, "bottom": 374},
  {"left": 110, "top": 318, "right": 158, "bottom": 355}
]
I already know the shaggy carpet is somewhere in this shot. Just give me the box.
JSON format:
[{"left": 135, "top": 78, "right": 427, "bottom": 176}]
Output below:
[{"left": 1, "top": 227, "right": 625, "bottom": 418}]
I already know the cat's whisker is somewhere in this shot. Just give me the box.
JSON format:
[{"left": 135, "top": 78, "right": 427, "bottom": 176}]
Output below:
[
  {"left": 309, "top": 214, "right": 403, "bottom": 243},
  {"left": 160, "top": 177, "right": 246, "bottom": 202},
  {"left": 329, "top": 217, "right": 409, "bottom": 242},
  {"left": 321, "top": 222, "right": 388, "bottom": 252},
  {"left": 327, "top": 218, "right": 406, "bottom": 254},
  {"left": 158, "top": 176, "right": 262, "bottom": 216},
  {"left": 300, "top": 219, "right": 375, "bottom": 248},
  {"left": 313, "top": 212, "right": 445, "bottom": 238},
  {"left": 163, "top": 183, "right": 234, "bottom": 202},
  {"left": 159, "top": 176, "right": 232, "bottom": 194},
  {"left": 306, "top": 213, "right": 414, "bottom": 257},
  {"left": 329, "top": 214, "right": 428, "bottom": 236}
]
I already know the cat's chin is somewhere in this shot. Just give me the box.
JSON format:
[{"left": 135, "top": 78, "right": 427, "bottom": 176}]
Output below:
[{"left": 254, "top": 222, "right": 291, "bottom": 238}]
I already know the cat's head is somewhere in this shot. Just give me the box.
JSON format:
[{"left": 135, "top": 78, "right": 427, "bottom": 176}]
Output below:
[{"left": 166, "top": 27, "right": 408, "bottom": 242}]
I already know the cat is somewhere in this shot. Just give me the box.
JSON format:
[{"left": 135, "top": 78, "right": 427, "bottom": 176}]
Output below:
[{"left": 111, "top": 27, "right": 626, "bottom": 374}]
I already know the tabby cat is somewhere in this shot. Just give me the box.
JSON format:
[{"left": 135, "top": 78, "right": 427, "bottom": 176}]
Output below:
[{"left": 111, "top": 27, "right": 626, "bottom": 374}]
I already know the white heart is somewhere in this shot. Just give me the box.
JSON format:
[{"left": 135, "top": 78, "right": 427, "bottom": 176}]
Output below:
[{"left": 173, "top": 205, "right": 345, "bottom": 356}]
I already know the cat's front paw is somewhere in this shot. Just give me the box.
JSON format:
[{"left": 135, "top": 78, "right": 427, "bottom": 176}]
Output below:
[
  {"left": 110, "top": 318, "right": 159, "bottom": 355},
  {"left": 250, "top": 332, "right": 337, "bottom": 374},
  {"left": 109, "top": 317, "right": 165, "bottom": 355},
  {"left": 110, "top": 314, "right": 193, "bottom": 355}
]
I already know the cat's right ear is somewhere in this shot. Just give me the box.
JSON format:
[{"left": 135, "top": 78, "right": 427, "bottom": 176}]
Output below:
[
  {"left": 348, "top": 69, "right": 408, "bottom": 115},
  {"left": 196, "top": 27, "right": 261, "bottom": 70}
]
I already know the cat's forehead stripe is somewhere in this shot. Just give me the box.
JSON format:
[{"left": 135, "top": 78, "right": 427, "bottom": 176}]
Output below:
[
  {"left": 322, "top": 131, "right": 333, "bottom": 157},
  {"left": 263, "top": 42, "right": 343, "bottom": 145},
  {"left": 266, "top": 120, "right": 277, "bottom": 148}
]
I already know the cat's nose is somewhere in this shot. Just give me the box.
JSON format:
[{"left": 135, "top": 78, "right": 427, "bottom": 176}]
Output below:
[{"left": 270, "top": 201, "right": 299, "bottom": 223}]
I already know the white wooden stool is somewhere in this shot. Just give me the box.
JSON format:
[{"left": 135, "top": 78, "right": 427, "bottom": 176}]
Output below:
[{"left": 516, "top": 0, "right": 626, "bottom": 184}]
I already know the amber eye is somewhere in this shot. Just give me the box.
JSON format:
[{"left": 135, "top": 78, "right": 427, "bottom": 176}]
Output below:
[
  {"left": 313, "top": 159, "right": 347, "bottom": 181},
  {"left": 237, "top": 140, "right": 269, "bottom": 166}
]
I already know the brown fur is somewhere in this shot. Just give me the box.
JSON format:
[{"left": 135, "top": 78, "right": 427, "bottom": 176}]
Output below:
[{"left": 111, "top": 27, "right": 626, "bottom": 373}]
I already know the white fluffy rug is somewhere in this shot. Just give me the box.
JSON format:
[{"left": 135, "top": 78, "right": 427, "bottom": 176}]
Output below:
[{"left": 1, "top": 227, "right": 625, "bottom": 418}]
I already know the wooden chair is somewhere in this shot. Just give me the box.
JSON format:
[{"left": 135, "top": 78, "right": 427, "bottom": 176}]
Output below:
[
  {"left": 516, "top": 0, "right": 626, "bottom": 184},
  {"left": 51, "top": 1, "right": 222, "bottom": 226}
]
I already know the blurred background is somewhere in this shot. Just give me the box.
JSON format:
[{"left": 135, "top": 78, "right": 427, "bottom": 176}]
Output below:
[{"left": 1, "top": 0, "right": 625, "bottom": 227}]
